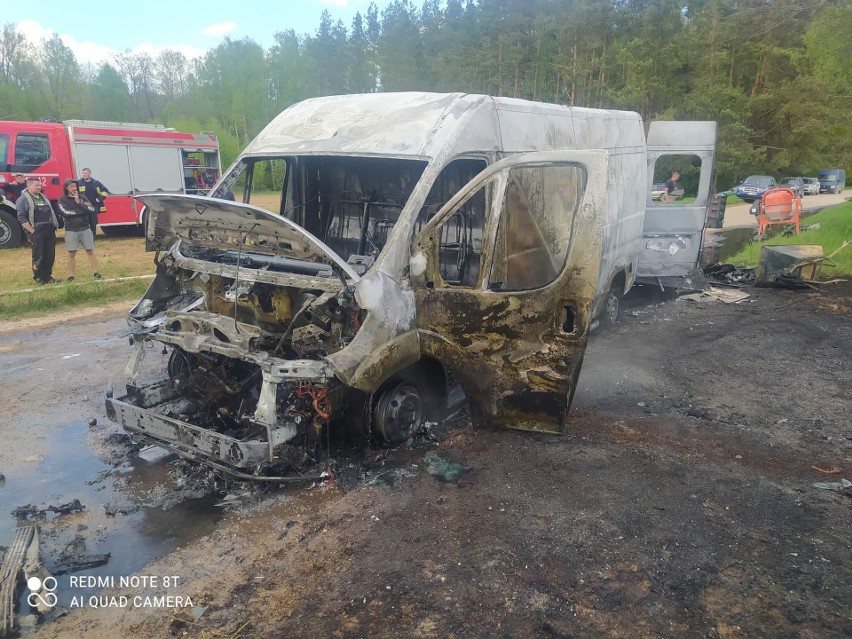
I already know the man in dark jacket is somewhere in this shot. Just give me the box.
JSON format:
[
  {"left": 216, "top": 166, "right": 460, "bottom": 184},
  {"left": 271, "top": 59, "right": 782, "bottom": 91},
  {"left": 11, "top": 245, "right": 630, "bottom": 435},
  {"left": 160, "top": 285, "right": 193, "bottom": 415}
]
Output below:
[
  {"left": 58, "top": 178, "right": 101, "bottom": 281},
  {"left": 3, "top": 173, "right": 27, "bottom": 201},
  {"left": 16, "top": 178, "right": 60, "bottom": 284},
  {"left": 663, "top": 171, "right": 680, "bottom": 204},
  {"left": 77, "top": 167, "right": 110, "bottom": 234}
]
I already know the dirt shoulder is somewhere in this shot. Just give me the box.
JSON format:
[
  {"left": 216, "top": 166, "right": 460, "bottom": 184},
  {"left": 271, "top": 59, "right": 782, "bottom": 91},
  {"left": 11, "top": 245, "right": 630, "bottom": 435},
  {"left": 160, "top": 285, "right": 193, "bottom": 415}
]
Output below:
[
  {"left": 0, "top": 300, "right": 133, "bottom": 336},
  {"left": 0, "top": 308, "right": 130, "bottom": 468},
  {"left": 17, "top": 282, "right": 852, "bottom": 639}
]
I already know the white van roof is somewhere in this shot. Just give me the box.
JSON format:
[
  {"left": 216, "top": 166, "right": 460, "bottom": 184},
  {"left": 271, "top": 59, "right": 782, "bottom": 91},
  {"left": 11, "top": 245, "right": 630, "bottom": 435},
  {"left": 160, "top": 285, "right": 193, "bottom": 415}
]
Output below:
[{"left": 242, "top": 92, "right": 645, "bottom": 159}]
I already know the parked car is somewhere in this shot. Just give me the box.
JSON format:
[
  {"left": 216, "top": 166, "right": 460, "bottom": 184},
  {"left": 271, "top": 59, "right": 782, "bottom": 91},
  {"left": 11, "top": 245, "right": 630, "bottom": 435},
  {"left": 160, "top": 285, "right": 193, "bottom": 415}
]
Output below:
[
  {"left": 650, "top": 182, "right": 684, "bottom": 201},
  {"left": 818, "top": 168, "right": 846, "bottom": 194},
  {"left": 735, "top": 175, "right": 776, "bottom": 202},
  {"left": 802, "top": 177, "right": 820, "bottom": 195},
  {"left": 779, "top": 177, "right": 804, "bottom": 198}
]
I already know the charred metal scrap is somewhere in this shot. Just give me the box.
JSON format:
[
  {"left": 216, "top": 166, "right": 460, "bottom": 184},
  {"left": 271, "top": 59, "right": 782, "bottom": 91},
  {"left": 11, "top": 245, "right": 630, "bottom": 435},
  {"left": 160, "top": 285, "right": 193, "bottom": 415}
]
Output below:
[{"left": 11, "top": 500, "right": 85, "bottom": 520}]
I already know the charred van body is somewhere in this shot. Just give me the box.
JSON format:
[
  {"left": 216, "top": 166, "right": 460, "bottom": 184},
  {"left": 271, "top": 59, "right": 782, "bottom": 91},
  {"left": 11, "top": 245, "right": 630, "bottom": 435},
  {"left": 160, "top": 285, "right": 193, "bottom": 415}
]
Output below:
[{"left": 106, "top": 92, "right": 716, "bottom": 479}]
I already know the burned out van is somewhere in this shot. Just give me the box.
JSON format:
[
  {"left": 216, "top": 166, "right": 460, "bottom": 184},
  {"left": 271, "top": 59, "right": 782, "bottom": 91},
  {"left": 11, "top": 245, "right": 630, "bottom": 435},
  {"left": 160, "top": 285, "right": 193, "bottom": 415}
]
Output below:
[{"left": 106, "top": 92, "right": 715, "bottom": 479}]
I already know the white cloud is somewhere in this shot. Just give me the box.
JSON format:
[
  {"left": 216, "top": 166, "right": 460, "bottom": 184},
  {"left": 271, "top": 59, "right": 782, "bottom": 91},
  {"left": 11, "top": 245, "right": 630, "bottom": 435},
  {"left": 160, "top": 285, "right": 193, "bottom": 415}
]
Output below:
[
  {"left": 15, "top": 19, "right": 53, "bottom": 43},
  {"left": 201, "top": 21, "right": 237, "bottom": 37},
  {"left": 15, "top": 19, "right": 205, "bottom": 67}
]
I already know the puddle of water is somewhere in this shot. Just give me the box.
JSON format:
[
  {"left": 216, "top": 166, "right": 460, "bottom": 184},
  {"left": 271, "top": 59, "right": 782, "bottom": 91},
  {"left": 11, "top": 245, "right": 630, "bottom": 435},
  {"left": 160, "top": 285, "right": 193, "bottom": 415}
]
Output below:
[{"left": 0, "top": 421, "right": 224, "bottom": 617}]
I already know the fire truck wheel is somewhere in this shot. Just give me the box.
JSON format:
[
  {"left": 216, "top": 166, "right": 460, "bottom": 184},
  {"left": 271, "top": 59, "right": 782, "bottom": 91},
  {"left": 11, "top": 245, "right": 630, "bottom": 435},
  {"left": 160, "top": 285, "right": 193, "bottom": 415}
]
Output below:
[{"left": 0, "top": 209, "right": 23, "bottom": 249}]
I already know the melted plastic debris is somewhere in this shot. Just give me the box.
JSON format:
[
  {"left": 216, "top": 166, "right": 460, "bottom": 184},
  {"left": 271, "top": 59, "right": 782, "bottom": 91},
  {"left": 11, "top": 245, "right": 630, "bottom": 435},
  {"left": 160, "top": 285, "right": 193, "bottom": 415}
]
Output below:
[{"left": 424, "top": 453, "right": 470, "bottom": 484}]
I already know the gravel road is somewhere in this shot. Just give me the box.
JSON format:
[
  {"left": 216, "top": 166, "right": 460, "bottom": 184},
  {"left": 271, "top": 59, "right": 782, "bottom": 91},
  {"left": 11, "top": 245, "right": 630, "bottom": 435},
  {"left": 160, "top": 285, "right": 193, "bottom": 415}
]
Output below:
[{"left": 2, "top": 282, "right": 849, "bottom": 639}]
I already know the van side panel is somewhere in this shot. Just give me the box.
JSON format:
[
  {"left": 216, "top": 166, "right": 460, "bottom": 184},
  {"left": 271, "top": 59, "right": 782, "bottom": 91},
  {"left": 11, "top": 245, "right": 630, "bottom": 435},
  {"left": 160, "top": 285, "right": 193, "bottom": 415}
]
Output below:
[{"left": 495, "top": 104, "right": 646, "bottom": 309}]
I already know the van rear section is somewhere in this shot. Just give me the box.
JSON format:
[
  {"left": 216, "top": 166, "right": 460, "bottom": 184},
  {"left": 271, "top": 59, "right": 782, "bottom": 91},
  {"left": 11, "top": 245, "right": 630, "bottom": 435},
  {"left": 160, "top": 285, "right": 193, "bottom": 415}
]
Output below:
[{"left": 636, "top": 121, "right": 718, "bottom": 291}]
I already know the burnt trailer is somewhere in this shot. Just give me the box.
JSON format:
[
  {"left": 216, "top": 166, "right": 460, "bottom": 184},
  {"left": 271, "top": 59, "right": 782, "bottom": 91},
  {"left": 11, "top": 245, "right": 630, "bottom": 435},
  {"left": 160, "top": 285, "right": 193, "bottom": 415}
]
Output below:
[{"left": 106, "top": 92, "right": 716, "bottom": 479}]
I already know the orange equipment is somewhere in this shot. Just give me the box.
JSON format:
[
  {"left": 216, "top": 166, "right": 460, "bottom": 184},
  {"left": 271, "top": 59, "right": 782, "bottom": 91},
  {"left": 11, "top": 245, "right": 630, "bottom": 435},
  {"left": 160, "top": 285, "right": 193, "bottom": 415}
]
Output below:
[{"left": 757, "top": 187, "right": 801, "bottom": 237}]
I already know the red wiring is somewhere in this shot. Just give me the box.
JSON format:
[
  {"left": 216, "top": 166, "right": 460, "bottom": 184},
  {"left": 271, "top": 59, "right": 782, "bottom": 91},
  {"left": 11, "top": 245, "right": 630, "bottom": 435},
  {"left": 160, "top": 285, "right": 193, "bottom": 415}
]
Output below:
[
  {"left": 352, "top": 311, "right": 361, "bottom": 331},
  {"left": 296, "top": 383, "right": 332, "bottom": 420}
]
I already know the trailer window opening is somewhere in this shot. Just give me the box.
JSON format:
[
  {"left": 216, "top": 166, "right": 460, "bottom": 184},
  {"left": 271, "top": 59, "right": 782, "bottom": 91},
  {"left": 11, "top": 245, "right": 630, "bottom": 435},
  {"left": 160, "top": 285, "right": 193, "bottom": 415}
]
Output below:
[{"left": 0, "top": 134, "right": 8, "bottom": 165}]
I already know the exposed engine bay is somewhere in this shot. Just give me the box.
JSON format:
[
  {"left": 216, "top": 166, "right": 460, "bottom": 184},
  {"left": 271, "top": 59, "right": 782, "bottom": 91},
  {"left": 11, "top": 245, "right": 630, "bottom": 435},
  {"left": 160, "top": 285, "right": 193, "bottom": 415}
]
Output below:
[{"left": 106, "top": 154, "right": 468, "bottom": 480}]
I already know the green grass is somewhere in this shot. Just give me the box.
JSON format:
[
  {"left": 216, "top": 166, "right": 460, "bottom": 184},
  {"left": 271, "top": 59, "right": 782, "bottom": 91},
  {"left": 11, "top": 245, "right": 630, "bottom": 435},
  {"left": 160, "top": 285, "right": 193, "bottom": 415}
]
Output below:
[
  {"left": 727, "top": 201, "right": 852, "bottom": 276},
  {"left": 724, "top": 195, "right": 746, "bottom": 205},
  {"left": 0, "top": 278, "right": 151, "bottom": 320},
  {"left": 0, "top": 233, "right": 155, "bottom": 318},
  {"left": 1, "top": 234, "right": 155, "bottom": 292}
]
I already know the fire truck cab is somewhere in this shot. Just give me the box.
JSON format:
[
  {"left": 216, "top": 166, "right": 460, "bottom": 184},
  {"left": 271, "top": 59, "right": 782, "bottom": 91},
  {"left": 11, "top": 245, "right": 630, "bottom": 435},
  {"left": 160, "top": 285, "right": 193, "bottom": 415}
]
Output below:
[{"left": 0, "top": 120, "right": 221, "bottom": 249}]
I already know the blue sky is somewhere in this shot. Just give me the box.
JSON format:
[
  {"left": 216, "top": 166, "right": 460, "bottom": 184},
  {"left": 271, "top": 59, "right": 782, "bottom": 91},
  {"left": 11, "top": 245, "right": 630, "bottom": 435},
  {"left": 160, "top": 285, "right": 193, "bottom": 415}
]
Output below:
[{"left": 16, "top": 0, "right": 388, "bottom": 65}]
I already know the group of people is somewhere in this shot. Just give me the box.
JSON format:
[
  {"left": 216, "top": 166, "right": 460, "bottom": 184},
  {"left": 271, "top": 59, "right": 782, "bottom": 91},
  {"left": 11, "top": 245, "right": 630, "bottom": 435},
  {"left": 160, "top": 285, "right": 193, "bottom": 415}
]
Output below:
[{"left": 10, "top": 169, "right": 109, "bottom": 285}]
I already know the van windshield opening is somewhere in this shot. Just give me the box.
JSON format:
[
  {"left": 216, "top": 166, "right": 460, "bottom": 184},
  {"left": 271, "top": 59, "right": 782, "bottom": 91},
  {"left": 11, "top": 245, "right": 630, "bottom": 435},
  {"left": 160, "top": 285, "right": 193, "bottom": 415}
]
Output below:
[{"left": 231, "top": 156, "right": 428, "bottom": 266}]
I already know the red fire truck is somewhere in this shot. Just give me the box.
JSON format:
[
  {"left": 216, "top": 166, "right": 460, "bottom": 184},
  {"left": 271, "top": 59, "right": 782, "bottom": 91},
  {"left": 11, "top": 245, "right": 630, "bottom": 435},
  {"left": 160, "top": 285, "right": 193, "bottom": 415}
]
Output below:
[{"left": 0, "top": 119, "right": 221, "bottom": 249}]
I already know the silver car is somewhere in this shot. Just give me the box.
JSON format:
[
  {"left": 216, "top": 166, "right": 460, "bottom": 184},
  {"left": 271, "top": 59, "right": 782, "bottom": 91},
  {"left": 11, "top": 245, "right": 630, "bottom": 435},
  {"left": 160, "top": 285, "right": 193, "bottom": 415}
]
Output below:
[{"left": 802, "top": 177, "right": 820, "bottom": 196}]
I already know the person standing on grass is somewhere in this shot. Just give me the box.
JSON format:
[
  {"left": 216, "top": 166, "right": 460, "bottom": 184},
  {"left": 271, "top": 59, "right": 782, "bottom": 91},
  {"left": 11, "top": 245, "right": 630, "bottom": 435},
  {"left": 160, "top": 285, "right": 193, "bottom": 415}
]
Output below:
[
  {"left": 663, "top": 171, "right": 680, "bottom": 204},
  {"left": 57, "top": 179, "right": 101, "bottom": 281},
  {"left": 15, "top": 178, "right": 59, "bottom": 284},
  {"left": 77, "top": 167, "right": 110, "bottom": 235}
]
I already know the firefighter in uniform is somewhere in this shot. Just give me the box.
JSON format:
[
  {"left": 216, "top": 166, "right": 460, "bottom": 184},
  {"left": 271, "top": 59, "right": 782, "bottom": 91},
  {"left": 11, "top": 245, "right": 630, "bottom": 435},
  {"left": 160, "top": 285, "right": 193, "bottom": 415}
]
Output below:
[
  {"left": 77, "top": 167, "right": 110, "bottom": 235},
  {"left": 16, "top": 178, "right": 60, "bottom": 284}
]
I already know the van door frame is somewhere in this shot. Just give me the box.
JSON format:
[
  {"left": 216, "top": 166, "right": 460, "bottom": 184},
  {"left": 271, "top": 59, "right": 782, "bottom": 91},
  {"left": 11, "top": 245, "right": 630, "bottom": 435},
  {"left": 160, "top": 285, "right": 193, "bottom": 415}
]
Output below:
[
  {"left": 410, "top": 149, "right": 608, "bottom": 434},
  {"left": 638, "top": 121, "right": 717, "bottom": 287}
]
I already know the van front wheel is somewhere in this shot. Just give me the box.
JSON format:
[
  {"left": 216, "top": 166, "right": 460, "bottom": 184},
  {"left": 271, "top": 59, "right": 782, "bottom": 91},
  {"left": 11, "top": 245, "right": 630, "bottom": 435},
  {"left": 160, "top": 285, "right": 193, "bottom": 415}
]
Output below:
[{"left": 373, "top": 382, "right": 424, "bottom": 445}]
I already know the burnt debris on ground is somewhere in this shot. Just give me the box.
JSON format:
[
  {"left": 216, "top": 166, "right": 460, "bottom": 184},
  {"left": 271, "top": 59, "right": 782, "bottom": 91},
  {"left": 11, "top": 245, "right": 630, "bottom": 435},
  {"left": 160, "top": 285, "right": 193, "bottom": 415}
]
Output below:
[{"left": 11, "top": 500, "right": 85, "bottom": 520}]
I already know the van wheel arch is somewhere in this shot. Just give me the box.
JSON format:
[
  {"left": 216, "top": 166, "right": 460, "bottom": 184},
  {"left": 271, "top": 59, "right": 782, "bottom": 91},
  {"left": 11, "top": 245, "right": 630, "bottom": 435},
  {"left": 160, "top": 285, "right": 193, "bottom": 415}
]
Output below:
[{"left": 371, "top": 357, "right": 449, "bottom": 445}]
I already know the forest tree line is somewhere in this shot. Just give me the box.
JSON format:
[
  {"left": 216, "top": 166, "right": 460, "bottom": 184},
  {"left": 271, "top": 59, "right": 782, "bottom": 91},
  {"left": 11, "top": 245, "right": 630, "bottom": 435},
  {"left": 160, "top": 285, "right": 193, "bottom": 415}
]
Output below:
[{"left": 0, "top": 0, "right": 850, "bottom": 188}]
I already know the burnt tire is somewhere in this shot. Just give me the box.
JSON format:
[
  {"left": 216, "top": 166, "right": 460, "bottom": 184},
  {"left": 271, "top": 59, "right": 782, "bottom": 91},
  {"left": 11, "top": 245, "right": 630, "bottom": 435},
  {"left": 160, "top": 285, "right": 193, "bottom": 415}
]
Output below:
[
  {"left": 0, "top": 209, "right": 23, "bottom": 249},
  {"left": 373, "top": 381, "right": 425, "bottom": 445},
  {"left": 598, "top": 287, "right": 622, "bottom": 330}
]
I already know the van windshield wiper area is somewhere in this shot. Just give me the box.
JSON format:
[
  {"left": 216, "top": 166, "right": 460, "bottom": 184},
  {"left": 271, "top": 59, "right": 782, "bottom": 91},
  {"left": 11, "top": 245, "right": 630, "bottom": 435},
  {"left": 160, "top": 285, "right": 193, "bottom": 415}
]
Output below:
[{"left": 180, "top": 245, "right": 335, "bottom": 277}]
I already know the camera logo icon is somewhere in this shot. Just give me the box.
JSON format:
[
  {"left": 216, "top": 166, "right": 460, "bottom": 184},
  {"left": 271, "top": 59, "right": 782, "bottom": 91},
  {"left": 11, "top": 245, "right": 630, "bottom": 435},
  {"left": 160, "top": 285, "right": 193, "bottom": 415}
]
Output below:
[{"left": 27, "top": 576, "right": 58, "bottom": 609}]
